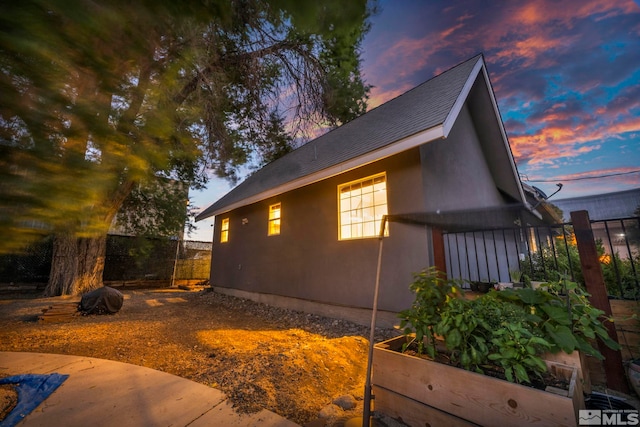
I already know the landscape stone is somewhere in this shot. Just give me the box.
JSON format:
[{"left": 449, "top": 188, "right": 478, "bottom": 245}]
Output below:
[
  {"left": 318, "top": 403, "right": 343, "bottom": 419},
  {"left": 332, "top": 394, "right": 357, "bottom": 410}
]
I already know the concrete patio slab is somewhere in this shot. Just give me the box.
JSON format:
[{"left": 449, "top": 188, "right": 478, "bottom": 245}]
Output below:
[{"left": 0, "top": 352, "right": 299, "bottom": 427}]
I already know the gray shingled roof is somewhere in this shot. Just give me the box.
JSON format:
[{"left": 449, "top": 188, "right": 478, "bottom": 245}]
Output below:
[{"left": 197, "top": 54, "right": 484, "bottom": 220}]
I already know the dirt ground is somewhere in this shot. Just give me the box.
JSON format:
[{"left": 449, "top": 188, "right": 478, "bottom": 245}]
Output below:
[{"left": 0, "top": 286, "right": 400, "bottom": 426}]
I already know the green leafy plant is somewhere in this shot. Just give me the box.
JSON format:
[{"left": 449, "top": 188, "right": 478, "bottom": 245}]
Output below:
[
  {"left": 398, "top": 268, "right": 620, "bottom": 384},
  {"left": 433, "top": 296, "right": 486, "bottom": 372},
  {"left": 495, "top": 279, "right": 620, "bottom": 359},
  {"left": 487, "top": 323, "right": 551, "bottom": 383},
  {"left": 601, "top": 251, "right": 640, "bottom": 299},
  {"left": 518, "top": 228, "right": 640, "bottom": 299},
  {"left": 519, "top": 233, "right": 583, "bottom": 285},
  {"left": 397, "top": 267, "right": 460, "bottom": 358}
]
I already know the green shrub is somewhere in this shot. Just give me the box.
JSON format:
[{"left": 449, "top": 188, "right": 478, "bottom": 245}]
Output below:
[
  {"left": 519, "top": 229, "right": 640, "bottom": 299},
  {"left": 398, "top": 268, "right": 620, "bottom": 384}
]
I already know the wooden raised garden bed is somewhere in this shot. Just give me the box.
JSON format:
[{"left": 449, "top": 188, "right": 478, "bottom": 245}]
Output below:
[{"left": 373, "top": 336, "right": 585, "bottom": 427}]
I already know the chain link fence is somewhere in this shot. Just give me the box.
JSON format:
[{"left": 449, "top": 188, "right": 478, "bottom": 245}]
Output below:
[
  {"left": 173, "top": 240, "right": 212, "bottom": 282},
  {"left": 0, "top": 235, "right": 212, "bottom": 289},
  {"left": 0, "top": 237, "right": 53, "bottom": 284}
]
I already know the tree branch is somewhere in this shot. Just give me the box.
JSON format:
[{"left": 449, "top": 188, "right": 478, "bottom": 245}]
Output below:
[{"left": 173, "top": 39, "right": 298, "bottom": 106}]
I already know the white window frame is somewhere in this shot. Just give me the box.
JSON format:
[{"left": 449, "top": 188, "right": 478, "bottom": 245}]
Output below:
[
  {"left": 338, "top": 172, "right": 388, "bottom": 240},
  {"left": 268, "top": 203, "right": 281, "bottom": 236},
  {"left": 220, "top": 218, "right": 229, "bottom": 243}
]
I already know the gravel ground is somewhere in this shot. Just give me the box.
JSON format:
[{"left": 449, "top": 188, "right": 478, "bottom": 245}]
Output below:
[{"left": 0, "top": 286, "right": 403, "bottom": 426}]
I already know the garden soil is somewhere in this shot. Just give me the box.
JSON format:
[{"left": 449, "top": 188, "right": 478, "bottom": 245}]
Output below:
[{"left": 0, "top": 286, "right": 399, "bottom": 426}]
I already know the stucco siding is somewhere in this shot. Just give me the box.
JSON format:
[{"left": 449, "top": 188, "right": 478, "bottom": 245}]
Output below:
[
  {"left": 419, "top": 103, "right": 505, "bottom": 212},
  {"left": 209, "top": 102, "right": 510, "bottom": 314},
  {"left": 210, "top": 148, "right": 430, "bottom": 312}
]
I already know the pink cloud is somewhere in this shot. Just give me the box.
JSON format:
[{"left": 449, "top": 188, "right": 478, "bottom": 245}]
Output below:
[
  {"left": 508, "top": 96, "right": 640, "bottom": 167},
  {"left": 511, "top": 0, "right": 636, "bottom": 27},
  {"left": 537, "top": 179, "right": 639, "bottom": 199},
  {"left": 466, "top": 1, "right": 635, "bottom": 74},
  {"left": 511, "top": 121, "right": 609, "bottom": 165},
  {"left": 524, "top": 166, "right": 640, "bottom": 195},
  {"left": 440, "top": 24, "right": 462, "bottom": 39},
  {"left": 363, "top": 0, "right": 639, "bottom": 179},
  {"left": 493, "top": 35, "right": 572, "bottom": 69},
  {"left": 368, "top": 85, "right": 413, "bottom": 109},
  {"left": 371, "top": 36, "right": 438, "bottom": 80},
  {"left": 367, "top": 0, "right": 638, "bottom": 91},
  {"left": 574, "top": 0, "right": 639, "bottom": 21},
  {"left": 540, "top": 168, "right": 640, "bottom": 197},
  {"left": 608, "top": 116, "right": 640, "bottom": 135}
]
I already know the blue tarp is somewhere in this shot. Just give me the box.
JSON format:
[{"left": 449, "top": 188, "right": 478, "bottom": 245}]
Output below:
[{"left": 0, "top": 373, "right": 69, "bottom": 427}]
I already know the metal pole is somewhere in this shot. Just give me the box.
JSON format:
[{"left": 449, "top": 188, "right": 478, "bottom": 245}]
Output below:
[
  {"left": 171, "top": 237, "right": 180, "bottom": 288},
  {"left": 362, "top": 215, "right": 387, "bottom": 427},
  {"left": 172, "top": 198, "right": 189, "bottom": 288}
]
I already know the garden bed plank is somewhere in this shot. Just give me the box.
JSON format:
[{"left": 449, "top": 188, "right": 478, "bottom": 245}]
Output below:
[
  {"left": 373, "top": 386, "right": 479, "bottom": 427},
  {"left": 373, "top": 336, "right": 584, "bottom": 427},
  {"left": 611, "top": 300, "right": 640, "bottom": 360},
  {"left": 543, "top": 351, "right": 591, "bottom": 395}
]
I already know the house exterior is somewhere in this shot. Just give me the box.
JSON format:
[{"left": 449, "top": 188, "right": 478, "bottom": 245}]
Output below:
[
  {"left": 196, "top": 55, "right": 544, "bottom": 324},
  {"left": 552, "top": 189, "right": 640, "bottom": 263},
  {"left": 553, "top": 188, "right": 640, "bottom": 221}
]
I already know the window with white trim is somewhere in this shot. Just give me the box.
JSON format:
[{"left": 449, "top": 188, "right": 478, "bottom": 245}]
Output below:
[
  {"left": 268, "top": 203, "right": 281, "bottom": 236},
  {"left": 220, "top": 218, "right": 229, "bottom": 243},
  {"left": 338, "top": 173, "right": 388, "bottom": 240}
]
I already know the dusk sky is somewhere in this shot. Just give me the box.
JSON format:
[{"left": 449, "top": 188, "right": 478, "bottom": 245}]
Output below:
[{"left": 189, "top": 0, "right": 640, "bottom": 241}]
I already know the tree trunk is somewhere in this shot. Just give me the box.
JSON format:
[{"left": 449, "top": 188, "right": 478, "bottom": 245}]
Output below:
[{"left": 44, "top": 233, "right": 107, "bottom": 296}]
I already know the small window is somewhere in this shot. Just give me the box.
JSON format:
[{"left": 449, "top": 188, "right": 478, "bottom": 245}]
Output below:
[
  {"left": 338, "top": 173, "right": 388, "bottom": 240},
  {"left": 268, "top": 203, "right": 281, "bottom": 236},
  {"left": 220, "top": 218, "right": 229, "bottom": 243}
]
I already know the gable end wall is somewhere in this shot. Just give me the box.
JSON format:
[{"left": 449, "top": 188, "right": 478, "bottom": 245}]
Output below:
[{"left": 420, "top": 103, "right": 506, "bottom": 211}]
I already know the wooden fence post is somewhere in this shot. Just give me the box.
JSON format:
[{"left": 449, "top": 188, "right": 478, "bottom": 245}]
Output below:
[
  {"left": 432, "top": 227, "right": 447, "bottom": 277},
  {"left": 570, "top": 210, "right": 629, "bottom": 394}
]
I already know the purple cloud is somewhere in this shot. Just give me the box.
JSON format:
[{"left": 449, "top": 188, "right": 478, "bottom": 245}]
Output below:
[{"left": 363, "top": 0, "right": 640, "bottom": 196}]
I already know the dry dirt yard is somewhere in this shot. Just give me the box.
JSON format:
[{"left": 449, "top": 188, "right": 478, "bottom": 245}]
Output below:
[{"left": 0, "top": 286, "right": 400, "bottom": 426}]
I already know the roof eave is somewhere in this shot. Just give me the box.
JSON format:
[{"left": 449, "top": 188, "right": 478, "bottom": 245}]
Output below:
[
  {"left": 196, "top": 124, "right": 446, "bottom": 220},
  {"left": 442, "top": 57, "right": 484, "bottom": 137},
  {"left": 479, "top": 63, "right": 528, "bottom": 205}
]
